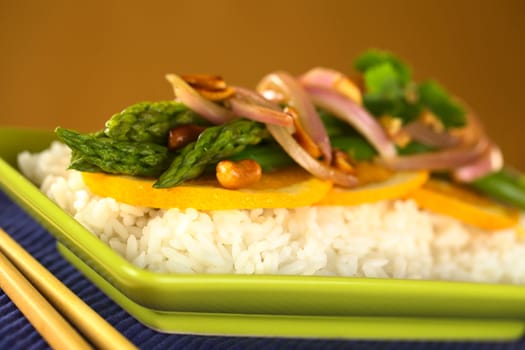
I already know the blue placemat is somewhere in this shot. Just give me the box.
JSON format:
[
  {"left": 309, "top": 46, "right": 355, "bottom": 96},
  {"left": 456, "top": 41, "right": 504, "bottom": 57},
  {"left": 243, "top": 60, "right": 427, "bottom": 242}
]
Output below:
[{"left": 0, "top": 189, "right": 524, "bottom": 350}]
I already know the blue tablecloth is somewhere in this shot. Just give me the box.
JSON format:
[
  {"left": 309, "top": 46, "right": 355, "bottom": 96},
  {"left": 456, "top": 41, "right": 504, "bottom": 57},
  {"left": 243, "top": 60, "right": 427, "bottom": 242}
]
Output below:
[{"left": 1, "top": 189, "right": 524, "bottom": 350}]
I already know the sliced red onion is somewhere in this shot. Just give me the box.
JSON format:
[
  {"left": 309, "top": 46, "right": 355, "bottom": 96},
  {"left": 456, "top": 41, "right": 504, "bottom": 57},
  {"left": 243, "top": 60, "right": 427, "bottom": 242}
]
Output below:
[
  {"left": 228, "top": 87, "right": 293, "bottom": 126},
  {"left": 267, "top": 124, "right": 358, "bottom": 187},
  {"left": 257, "top": 72, "right": 332, "bottom": 163},
  {"left": 454, "top": 110, "right": 486, "bottom": 146},
  {"left": 453, "top": 143, "right": 503, "bottom": 182},
  {"left": 229, "top": 99, "right": 293, "bottom": 126},
  {"left": 303, "top": 85, "right": 397, "bottom": 158},
  {"left": 299, "top": 67, "right": 362, "bottom": 104},
  {"left": 300, "top": 67, "right": 342, "bottom": 89},
  {"left": 379, "top": 136, "right": 489, "bottom": 171},
  {"left": 232, "top": 86, "right": 280, "bottom": 110},
  {"left": 404, "top": 121, "right": 461, "bottom": 148},
  {"left": 165, "top": 74, "right": 235, "bottom": 124},
  {"left": 380, "top": 108, "right": 500, "bottom": 172}
]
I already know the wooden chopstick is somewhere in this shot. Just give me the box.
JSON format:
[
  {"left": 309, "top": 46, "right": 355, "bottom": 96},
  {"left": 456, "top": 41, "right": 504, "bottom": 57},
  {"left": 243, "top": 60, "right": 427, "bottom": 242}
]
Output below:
[
  {"left": 0, "top": 228, "right": 137, "bottom": 350},
  {"left": 0, "top": 251, "right": 92, "bottom": 349}
]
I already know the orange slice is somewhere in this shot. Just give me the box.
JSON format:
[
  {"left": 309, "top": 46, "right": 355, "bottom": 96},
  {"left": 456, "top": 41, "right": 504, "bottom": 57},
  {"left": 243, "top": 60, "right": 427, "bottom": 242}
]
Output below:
[
  {"left": 81, "top": 167, "right": 332, "bottom": 210},
  {"left": 317, "top": 170, "right": 429, "bottom": 206},
  {"left": 408, "top": 178, "right": 520, "bottom": 230}
]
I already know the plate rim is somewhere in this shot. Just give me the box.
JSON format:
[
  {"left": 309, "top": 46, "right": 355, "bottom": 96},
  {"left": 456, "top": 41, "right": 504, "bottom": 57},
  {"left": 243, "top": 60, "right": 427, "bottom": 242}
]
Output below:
[
  {"left": 2, "top": 127, "right": 525, "bottom": 319},
  {"left": 57, "top": 242, "right": 525, "bottom": 340}
]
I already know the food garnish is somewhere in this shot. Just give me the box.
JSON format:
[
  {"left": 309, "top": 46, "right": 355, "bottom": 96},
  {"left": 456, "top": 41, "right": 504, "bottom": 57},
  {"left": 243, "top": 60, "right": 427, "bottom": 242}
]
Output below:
[
  {"left": 318, "top": 170, "right": 428, "bottom": 206},
  {"left": 167, "top": 124, "right": 207, "bottom": 151},
  {"left": 104, "top": 101, "right": 206, "bottom": 144},
  {"left": 216, "top": 159, "right": 262, "bottom": 190},
  {"left": 55, "top": 49, "right": 525, "bottom": 229},
  {"left": 55, "top": 127, "right": 172, "bottom": 177},
  {"left": 154, "top": 119, "right": 267, "bottom": 188},
  {"left": 257, "top": 71, "right": 333, "bottom": 163},
  {"left": 408, "top": 179, "right": 520, "bottom": 230},
  {"left": 81, "top": 167, "right": 332, "bottom": 210}
]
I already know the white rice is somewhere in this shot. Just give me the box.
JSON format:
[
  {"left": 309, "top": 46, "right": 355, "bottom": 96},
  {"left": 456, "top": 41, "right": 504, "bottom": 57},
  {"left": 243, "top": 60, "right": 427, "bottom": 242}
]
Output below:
[{"left": 18, "top": 142, "right": 525, "bottom": 284}]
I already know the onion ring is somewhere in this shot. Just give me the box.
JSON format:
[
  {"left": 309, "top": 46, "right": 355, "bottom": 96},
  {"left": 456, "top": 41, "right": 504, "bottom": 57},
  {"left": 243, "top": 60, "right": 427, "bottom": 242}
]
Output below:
[
  {"left": 266, "top": 124, "right": 358, "bottom": 187},
  {"left": 165, "top": 74, "right": 235, "bottom": 124},
  {"left": 228, "top": 87, "right": 293, "bottom": 126},
  {"left": 257, "top": 72, "right": 332, "bottom": 163},
  {"left": 379, "top": 137, "right": 488, "bottom": 171},
  {"left": 299, "top": 67, "right": 363, "bottom": 104},
  {"left": 404, "top": 121, "right": 461, "bottom": 148},
  {"left": 453, "top": 143, "right": 503, "bottom": 182},
  {"left": 303, "top": 85, "right": 397, "bottom": 158},
  {"left": 380, "top": 108, "right": 498, "bottom": 171}
]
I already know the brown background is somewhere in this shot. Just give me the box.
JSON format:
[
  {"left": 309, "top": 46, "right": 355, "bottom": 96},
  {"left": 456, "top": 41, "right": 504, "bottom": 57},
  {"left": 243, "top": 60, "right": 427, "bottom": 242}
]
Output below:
[{"left": 1, "top": 0, "right": 524, "bottom": 169}]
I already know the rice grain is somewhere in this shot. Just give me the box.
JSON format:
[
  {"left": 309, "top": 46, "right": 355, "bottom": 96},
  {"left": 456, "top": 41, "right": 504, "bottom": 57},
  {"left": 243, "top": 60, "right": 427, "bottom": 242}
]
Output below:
[{"left": 18, "top": 142, "right": 525, "bottom": 284}]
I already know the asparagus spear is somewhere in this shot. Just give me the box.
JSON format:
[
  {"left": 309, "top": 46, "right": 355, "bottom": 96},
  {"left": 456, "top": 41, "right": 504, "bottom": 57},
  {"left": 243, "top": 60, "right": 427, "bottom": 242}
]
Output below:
[
  {"left": 228, "top": 135, "right": 432, "bottom": 172},
  {"left": 56, "top": 127, "right": 172, "bottom": 177},
  {"left": 471, "top": 169, "right": 525, "bottom": 211},
  {"left": 154, "top": 119, "right": 268, "bottom": 188},
  {"left": 104, "top": 101, "right": 208, "bottom": 144},
  {"left": 69, "top": 150, "right": 103, "bottom": 172},
  {"left": 227, "top": 142, "right": 294, "bottom": 172}
]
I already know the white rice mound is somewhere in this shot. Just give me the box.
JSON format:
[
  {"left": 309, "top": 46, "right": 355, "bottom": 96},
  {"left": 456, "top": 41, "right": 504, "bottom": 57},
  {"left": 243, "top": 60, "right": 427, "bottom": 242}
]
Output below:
[{"left": 18, "top": 142, "right": 525, "bottom": 284}]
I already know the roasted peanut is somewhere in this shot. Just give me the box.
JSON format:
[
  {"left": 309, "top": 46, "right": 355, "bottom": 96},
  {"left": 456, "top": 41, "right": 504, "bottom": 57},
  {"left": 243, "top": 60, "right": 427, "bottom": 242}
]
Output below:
[
  {"left": 181, "top": 74, "right": 235, "bottom": 101},
  {"left": 420, "top": 109, "right": 445, "bottom": 133},
  {"left": 168, "top": 124, "right": 207, "bottom": 150},
  {"left": 197, "top": 86, "right": 235, "bottom": 101},
  {"left": 392, "top": 130, "right": 411, "bottom": 148},
  {"left": 216, "top": 159, "right": 262, "bottom": 189},
  {"left": 286, "top": 106, "right": 323, "bottom": 159},
  {"left": 379, "top": 115, "right": 403, "bottom": 136},
  {"left": 355, "top": 161, "right": 393, "bottom": 185},
  {"left": 181, "top": 74, "right": 227, "bottom": 91},
  {"left": 379, "top": 115, "right": 411, "bottom": 147},
  {"left": 333, "top": 150, "right": 355, "bottom": 173},
  {"left": 335, "top": 76, "right": 363, "bottom": 105}
]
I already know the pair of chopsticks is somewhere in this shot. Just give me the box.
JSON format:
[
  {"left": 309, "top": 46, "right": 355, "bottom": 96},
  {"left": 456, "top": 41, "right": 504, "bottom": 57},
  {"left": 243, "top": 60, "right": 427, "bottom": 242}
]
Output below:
[{"left": 0, "top": 228, "right": 137, "bottom": 350}]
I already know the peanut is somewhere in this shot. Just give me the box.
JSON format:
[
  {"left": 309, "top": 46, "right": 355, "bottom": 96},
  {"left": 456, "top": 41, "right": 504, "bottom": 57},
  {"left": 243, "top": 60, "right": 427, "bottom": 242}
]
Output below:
[
  {"left": 216, "top": 159, "right": 262, "bottom": 189},
  {"left": 181, "top": 74, "right": 235, "bottom": 101},
  {"left": 197, "top": 86, "right": 235, "bottom": 101},
  {"left": 420, "top": 109, "right": 445, "bottom": 133},
  {"left": 181, "top": 74, "right": 227, "bottom": 90},
  {"left": 335, "top": 76, "right": 363, "bottom": 105},
  {"left": 379, "top": 115, "right": 411, "bottom": 147},
  {"left": 168, "top": 124, "right": 207, "bottom": 150},
  {"left": 333, "top": 150, "right": 355, "bottom": 173},
  {"left": 286, "top": 106, "right": 323, "bottom": 159}
]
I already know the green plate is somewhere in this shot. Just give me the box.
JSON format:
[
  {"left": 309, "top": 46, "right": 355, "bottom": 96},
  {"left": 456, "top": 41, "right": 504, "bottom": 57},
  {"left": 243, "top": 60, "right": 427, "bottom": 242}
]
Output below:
[
  {"left": 56, "top": 242, "right": 524, "bottom": 340},
  {"left": 1, "top": 127, "right": 525, "bottom": 340}
]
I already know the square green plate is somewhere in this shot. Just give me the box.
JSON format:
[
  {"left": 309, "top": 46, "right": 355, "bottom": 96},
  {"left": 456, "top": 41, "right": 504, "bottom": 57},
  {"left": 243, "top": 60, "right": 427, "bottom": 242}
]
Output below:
[{"left": 1, "top": 127, "right": 525, "bottom": 340}]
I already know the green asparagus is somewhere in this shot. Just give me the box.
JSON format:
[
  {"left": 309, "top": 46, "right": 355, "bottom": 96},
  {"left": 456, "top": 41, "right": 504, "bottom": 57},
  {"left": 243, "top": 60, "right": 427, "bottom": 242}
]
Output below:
[
  {"left": 227, "top": 135, "right": 377, "bottom": 171},
  {"left": 331, "top": 136, "right": 377, "bottom": 161},
  {"left": 227, "top": 142, "right": 294, "bottom": 172},
  {"left": 56, "top": 127, "right": 172, "bottom": 177},
  {"left": 471, "top": 169, "right": 525, "bottom": 211},
  {"left": 69, "top": 150, "right": 103, "bottom": 172},
  {"left": 154, "top": 119, "right": 268, "bottom": 188},
  {"left": 104, "top": 101, "right": 209, "bottom": 144}
]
